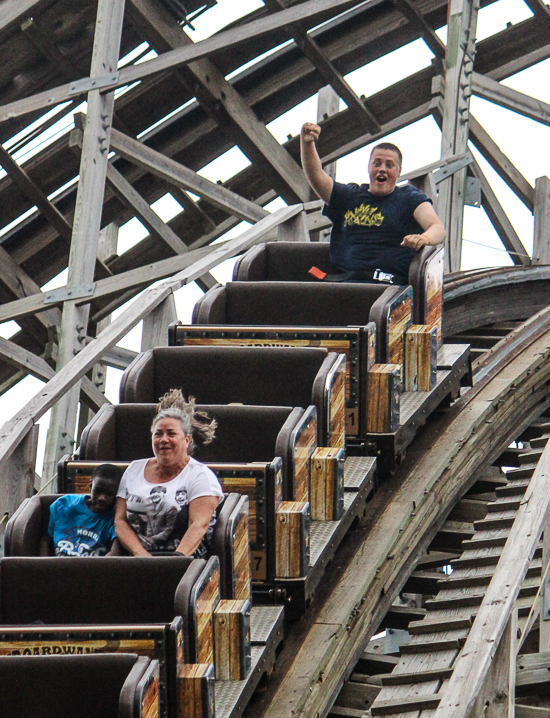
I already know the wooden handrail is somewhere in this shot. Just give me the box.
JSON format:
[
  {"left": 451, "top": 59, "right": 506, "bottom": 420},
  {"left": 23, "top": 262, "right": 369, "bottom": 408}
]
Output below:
[
  {"left": 0, "top": 204, "right": 303, "bottom": 470},
  {"left": 434, "top": 434, "right": 550, "bottom": 717}
]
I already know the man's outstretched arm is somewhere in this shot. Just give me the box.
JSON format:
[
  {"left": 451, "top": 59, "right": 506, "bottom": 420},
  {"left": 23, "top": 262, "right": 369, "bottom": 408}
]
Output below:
[
  {"left": 300, "top": 122, "right": 334, "bottom": 204},
  {"left": 401, "top": 202, "right": 447, "bottom": 251}
]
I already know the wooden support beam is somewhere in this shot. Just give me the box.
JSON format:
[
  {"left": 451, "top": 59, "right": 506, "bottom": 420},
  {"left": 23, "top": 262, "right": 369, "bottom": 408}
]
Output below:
[
  {"left": 317, "top": 86, "right": 339, "bottom": 185},
  {"left": 106, "top": 163, "right": 189, "bottom": 254},
  {"left": 472, "top": 72, "right": 550, "bottom": 127},
  {"left": 433, "top": 434, "right": 550, "bottom": 717},
  {"left": 469, "top": 114, "right": 535, "bottom": 211},
  {"left": 0, "top": 425, "right": 38, "bottom": 519},
  {"left": 110, "top": 128, "right": 268, "bottom": 222},
  {"left": 522, "top": 0, "right": 550, "bottom": 21},
  {"left": 263, "top": 0, "right": 381, "bottom": 134},
  {"left": 169, "top": 186, "right": 216, "bottom": 233},
  {"left": 42, "top": 0, "right": 125, "bottom": 486},
  {"left": 0, "top": 205, "right": 302, "bottom": 474},
  {"left": 0, "top": 144, "right": 73, "bottom": 241},
  {"left": 141, "top": 294, "right": 177, "bottom": 351},
  {"left": 438, "top": 0, "right": 479, "bottom": 272},
  {"left": 0, "top": 0, "right": 53, "bottom": 38},
  {"left": 390, "top": 0, "right": 446, "bottom": 59},
  {"left": 127, "top": 0, "right": 311, "bottom": 204},
  {"left": 0, "top": 0, "right": 359, "bottom": 123},
  {"left": 468, "top": 611, "right": 516, "bottom": 717},
  {"left": 471, "top": 158, "right": 531, "bottom": 266},
  {"left": 20, "top": 16, "right": 78, "bottom": 82},
  {"left": 533, "top": 177, "right": 550, "bottom": 265}
]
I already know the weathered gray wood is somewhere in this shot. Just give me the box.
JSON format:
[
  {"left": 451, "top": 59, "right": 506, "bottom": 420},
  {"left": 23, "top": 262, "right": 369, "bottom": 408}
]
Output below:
[
  {"left": 0, "top": 0, "right": 360, "bottom": 122},
  {"left": 433, "top": 434, "right": 550, "bottom": 717},
  {"left": 0, "top": 425, "right": 38, "bottom": 518},
  {"left": 533, "top": 177, "right": 550, "bottom": 265},
  {"left": 0, "top": 0, "right": 52, "bottom": 37},
  {"left": 541, "top": 514, "right": 550, "bottom": 652},
  {"left": 471, "top": 158, "right": 530, "bottom": 266},
  {"left": 106, "top": 163, "right": 188, "bottom": 254},
  {"left": 516, "top": 706, "right": 550, "bottom": 718},
  {"left": 438, "top": 0, "right": 479, "bottom": 272},
  {"left": 0, "top": 144, "right": 73, "bottom": 241},
  {"left": 266, "top": 0, "right": 381, "bottom": 137},
  {"left": 110, "top": 129, "right": 268, "bottom": 222},
  {"left": 141, "top": 294, "right": 177, "bottom": 351},
  {"left": 42, "top": 0, "right": 125, "bottom": 486},
  {"left": 472, "top": 72, "right": 550, "bottom": 127},
  {"left": 278, "top": 211, "right": 310, "bottom": 242},
  {"left": 390, "top": 0, "right": 446, "bottom": 59},
  {"left": 317, "top": 86, "right": 340, "bottom": 189},
  {"left": 469, "top": 114, "right": 535, "bottom": 211},
  {"left": 0, "top": 204, "right": 302, "bottom": 470},
  {"left": 468, "top": 612, "right": 516, "bottom": 717},
  {"left": 132, "top": 0, "right": 310, "bottom": 204}
]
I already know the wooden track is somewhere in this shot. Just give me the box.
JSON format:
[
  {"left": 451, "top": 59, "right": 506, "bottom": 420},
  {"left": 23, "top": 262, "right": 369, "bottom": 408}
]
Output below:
[{"left": 249, "top": 305, "right": 550, "bottom": 718}]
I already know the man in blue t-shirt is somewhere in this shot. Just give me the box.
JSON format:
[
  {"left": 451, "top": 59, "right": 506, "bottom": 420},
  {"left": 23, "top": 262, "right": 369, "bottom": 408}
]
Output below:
[
  {"left": 43, "top": 464, "right": 123, "bottom": 556},
  {"left": 300, "top": 121, "right": 446, "bottom": 285}
]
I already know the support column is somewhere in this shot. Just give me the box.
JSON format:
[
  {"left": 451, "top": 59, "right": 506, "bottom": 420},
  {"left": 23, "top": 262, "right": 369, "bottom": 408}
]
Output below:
[
  {"left": 76, "top": 223, "right": 118, "bottom": 441},
  {"left": 533, "top": 176, "right": 550, "bottom": 264},
  {"left": 439, "top": 0, "right": 479, "bottom": 272},
  {"left": 42, "top": 0, "right": 126, "bottom": 485},
  {"left": 469, "top": 611, "right": 517, "bottom": 717},
  {"left": 141, "top": 294, "right": 177, "bottom": 352},
  {"left": 0, "top": 425, "right": 38, "bottom": 517},
  {"left": 316, "top": 85, "right": 339, "bottom": 242}
]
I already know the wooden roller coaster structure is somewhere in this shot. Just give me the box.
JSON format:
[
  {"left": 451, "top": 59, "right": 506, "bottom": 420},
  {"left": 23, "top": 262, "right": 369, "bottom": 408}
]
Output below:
[{"left": 0, "top": 1, "right": 550, "bottom": 716}]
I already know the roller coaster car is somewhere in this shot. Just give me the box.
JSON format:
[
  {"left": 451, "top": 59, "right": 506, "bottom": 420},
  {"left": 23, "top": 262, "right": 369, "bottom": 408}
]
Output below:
[
  {"left": 74, "top": 402, "right": 317, "bottom": 586},
  {"left": 119, "top": 345, "right": 346, "bottom": 449},
  {"left": 5, "top": 490, "right": 251, "bottom": 604},
  {"left": 0, "top": 653, "right": 159, "bottom": 718},
  {"left": 79, "top": 402, "right": 317, "bottom": 504},
  {"left": 232, "top": 242, "right": 443, "bottom": 340},
  {"left": 0, "top": 555, "right": 220, "bottom": 718},
  {"left": 169, "top": 281, "right": 413, "bottom": 438}
]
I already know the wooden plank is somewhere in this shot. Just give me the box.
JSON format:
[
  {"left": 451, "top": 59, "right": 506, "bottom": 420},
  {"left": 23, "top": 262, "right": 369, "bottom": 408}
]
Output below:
[
  {"left": 110, "top": 129, "right": 268, "bottom": 222},
  {"left": 0, "top": 144, "right": 72, "bottom": 241},
  {"left": 472, "top": 72, "right": 550, "bottom": 127},
  {"left": 0, "top": 0, "right": 362, "bottom": 123},
  {"left": 367, "top": 365, "right": 401, "bottom": 433},
  {"left": 469, "top": 114, "right": 535, "bottom": 211},
  {"left": 437, "top": 0, "right": 478, "bottom": 271},
  {"left": 127, "top": 0, "right": 311, "bottom": 204},
  {"left": 41, "top": 0, "right": 125, "bottom": 485},
  {"left": 177, "top": 664, "right": 215, "bottom": 718},
  {"left": 433, "top": 435, "right": 550, "bottom": 717},
  {"left": 0, "top": 0, "right": 53, "bottom": 38},
  {"left": 533, "top": 176, "right": 550, "bottom": 265},
  {"left": 390, "top": 0, "right": 446, "bottom": 58},
  {"left": 106, "top": 163, "right": 189, "bottom": 254},
  {"left": 262, "top": 321, "right": 550, "bottom": 718},
  {"left": 471, "top": 157, "right": 530, "bottom": 266},
  {"left": 0, "top": 204, "right": 301, "bottom": 473}
]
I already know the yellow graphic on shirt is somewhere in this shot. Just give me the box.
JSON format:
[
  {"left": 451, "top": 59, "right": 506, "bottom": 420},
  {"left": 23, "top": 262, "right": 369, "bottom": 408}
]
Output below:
[{"left": 344, "top": 204, "right": 384, "bottom": 227}]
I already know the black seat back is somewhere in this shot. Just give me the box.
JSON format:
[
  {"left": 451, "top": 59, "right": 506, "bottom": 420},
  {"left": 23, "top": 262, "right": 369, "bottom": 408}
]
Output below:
[{"left": 0, "top": 653, "right": 143, "bottom": 718}]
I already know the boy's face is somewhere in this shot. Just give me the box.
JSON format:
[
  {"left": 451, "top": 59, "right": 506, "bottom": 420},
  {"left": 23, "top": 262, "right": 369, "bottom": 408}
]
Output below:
[
  {"left": 89, "top": 478, "right": 118, "bottom": 513},
  {"left": 368, "top": 148, "right": 401, "bottom": 196}
]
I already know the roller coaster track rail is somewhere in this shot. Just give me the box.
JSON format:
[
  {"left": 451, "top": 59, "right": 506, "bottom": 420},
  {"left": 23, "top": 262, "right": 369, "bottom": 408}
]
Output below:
[{"left": 247, "top": 300, "right": 550, "bottom": 718}]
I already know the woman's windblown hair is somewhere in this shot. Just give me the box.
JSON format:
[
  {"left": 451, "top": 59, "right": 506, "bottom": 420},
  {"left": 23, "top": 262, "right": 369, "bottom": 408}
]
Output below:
[{"left": 152, "top": 389, "right": 216, "bottom": 454}]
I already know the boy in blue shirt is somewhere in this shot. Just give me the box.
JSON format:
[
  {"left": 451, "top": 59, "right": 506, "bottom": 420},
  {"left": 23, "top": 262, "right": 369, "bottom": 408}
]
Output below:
[{"left": 43, "top": 464, "right": 123, "bottom": 556}]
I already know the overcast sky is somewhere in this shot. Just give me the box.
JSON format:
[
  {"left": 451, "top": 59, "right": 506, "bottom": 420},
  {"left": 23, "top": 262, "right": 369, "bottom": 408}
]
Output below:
[{"left": 1, "top": 0, "right": 549, "bottom": 475}]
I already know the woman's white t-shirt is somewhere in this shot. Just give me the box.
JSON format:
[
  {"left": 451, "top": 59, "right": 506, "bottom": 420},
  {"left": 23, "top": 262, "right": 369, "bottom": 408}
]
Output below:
[{"left": 117, "top": 457, "right": 223, "bottom": 555}]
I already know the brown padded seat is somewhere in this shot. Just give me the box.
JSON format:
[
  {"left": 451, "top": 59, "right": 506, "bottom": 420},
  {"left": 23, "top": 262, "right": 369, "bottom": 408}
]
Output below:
[
  {"left": 80, "top": 403, "right": 302, "bottom": 468},
  {"left": 0, "top": 555, "right": 202, "bottom": 625},
  {"left": 233, "top": 241, "right": 336, "bottom": 282},
  {"left": 192, "top": 280, "right": 400, "bottom": 328},
  {"left": 0, "top": 653, "right": 149, "bottom": 718},
  {"left": 119, "top": 345, "right": 333, "bottom": 409}
]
